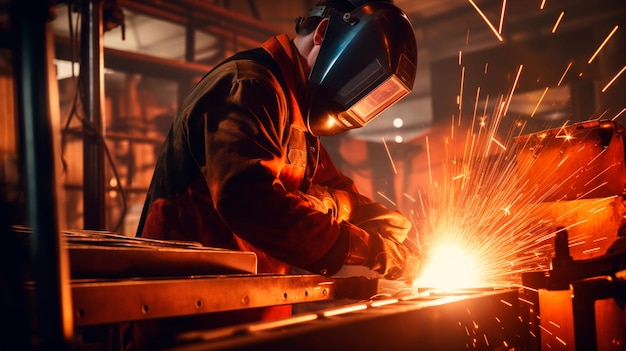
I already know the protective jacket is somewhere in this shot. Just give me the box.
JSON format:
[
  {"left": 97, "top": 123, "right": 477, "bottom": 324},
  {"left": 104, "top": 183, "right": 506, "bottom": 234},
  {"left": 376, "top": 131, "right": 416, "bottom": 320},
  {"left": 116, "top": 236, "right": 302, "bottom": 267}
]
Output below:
[{"left": 137, "top": 34, "right": 374, "bottom": 276}]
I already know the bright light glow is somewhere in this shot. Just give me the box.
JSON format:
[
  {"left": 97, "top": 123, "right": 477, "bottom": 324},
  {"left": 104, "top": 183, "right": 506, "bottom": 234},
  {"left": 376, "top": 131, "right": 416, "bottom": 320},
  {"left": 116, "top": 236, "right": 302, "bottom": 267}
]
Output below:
[
  {"left": 415, "top": 243, "right": 485, "bottom": 290},
  {"left": 326, "top": 115, "right": 340, "bottom": 129},
  {"left": 393, "top": 118, "right": 404, "bottom": 128},
  {"left": 406, "top": 99, "right": 613, "bottom": 291},
  {"left": 395, "top": 135, "right": 403, "bottom": 143}
]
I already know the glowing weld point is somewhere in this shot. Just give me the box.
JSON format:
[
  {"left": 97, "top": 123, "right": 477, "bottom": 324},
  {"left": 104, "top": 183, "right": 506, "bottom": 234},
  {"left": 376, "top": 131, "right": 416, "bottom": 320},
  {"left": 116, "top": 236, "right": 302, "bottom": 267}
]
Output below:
[
  {"left": 501, "top": 206, "right": 511, "bottom": 216},
  {"left": 414, "top": 244, "right": 485, "bottom": 290}
]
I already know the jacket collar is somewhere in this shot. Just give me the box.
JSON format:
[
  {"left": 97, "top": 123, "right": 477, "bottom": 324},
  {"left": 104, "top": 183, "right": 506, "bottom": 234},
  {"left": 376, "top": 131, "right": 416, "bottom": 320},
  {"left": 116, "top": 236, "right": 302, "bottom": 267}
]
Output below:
[{"left": 262, "top": 34, "right": 307, "bottom": 130}]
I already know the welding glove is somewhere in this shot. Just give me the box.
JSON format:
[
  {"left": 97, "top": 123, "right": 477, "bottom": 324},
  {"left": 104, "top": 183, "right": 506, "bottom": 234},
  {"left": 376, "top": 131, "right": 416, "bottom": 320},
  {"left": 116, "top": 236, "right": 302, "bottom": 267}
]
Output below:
[
  {"left": 351, "top": 202, "right": 411, "bottom": 244},
  {"left": 369, "top": 232, "right": 414, "bottom": 280},
  {"left": 298, "top": 184, "right": 356, "bottom": 223},
  {"left": 345, "top": 224, "right": 414, "bottom": 280}
]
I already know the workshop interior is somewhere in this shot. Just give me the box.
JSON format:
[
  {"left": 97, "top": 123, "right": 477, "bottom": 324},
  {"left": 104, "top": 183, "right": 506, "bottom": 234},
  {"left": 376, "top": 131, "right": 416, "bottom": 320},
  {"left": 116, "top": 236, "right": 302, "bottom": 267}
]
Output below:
[{"left": 1, "top": 0, "right": 626, "bottom": 350}]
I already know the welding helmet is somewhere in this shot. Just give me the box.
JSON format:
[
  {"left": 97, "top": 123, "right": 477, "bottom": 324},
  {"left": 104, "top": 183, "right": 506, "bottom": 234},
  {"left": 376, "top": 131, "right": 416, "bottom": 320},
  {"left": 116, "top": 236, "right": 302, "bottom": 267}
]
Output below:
[{"left": 303, "top": 0, "right": 417, "bottom": 136}]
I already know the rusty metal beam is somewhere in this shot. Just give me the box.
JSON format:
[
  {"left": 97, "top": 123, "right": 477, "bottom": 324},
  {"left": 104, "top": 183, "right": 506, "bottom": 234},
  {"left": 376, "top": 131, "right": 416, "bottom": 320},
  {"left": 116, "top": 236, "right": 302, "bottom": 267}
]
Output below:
[
  {"left": 54, "top": 35, "right": 214, "bottom": 80},
  {"left": 118, "top": 0, "right": 281, "bottom": 46},
  {"left": 66, "top": 275, "right": 338, "bottom": 326}
]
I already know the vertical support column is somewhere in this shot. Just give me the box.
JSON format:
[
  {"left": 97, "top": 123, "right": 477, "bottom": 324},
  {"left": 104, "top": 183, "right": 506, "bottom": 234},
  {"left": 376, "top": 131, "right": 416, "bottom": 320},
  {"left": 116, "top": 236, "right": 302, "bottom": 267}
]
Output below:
[
  {"left": 81, "top": 0, "right": 106, "bottom": 229},
  {"left": 13, "top": 0, "right": 73, "bottom": 349},
  {"left": 178, "top": 17, "right": 196, "bottom": 105}
]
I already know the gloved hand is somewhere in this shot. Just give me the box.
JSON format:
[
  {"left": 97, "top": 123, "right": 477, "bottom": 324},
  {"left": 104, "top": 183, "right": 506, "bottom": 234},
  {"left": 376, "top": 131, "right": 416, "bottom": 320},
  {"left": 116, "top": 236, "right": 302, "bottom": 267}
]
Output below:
[
  {"left": 344, "top": 223, "right": 420, "bottom": 281},
  {"left": 351, "top": 202, "right": 411, "bottom": 244},
  {"left": 298, "top": 184, "right": 356, "bottom": 223},
  {"left": 366, "top": 232, "right": 417, "bottom": 280}
]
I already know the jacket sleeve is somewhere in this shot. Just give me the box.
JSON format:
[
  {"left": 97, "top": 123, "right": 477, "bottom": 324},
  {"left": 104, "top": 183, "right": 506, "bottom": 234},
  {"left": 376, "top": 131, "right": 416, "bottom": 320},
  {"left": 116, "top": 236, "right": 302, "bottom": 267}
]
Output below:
[{"left": 187, "top": 62, "right": 355, "bottom": 275}]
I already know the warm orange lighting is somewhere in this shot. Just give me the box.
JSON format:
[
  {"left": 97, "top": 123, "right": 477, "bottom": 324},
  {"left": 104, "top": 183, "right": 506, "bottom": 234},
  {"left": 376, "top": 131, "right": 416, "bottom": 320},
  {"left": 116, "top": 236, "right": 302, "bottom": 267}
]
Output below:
[{"left": 414, "top": 243, "right": 486, "bottom": 290}]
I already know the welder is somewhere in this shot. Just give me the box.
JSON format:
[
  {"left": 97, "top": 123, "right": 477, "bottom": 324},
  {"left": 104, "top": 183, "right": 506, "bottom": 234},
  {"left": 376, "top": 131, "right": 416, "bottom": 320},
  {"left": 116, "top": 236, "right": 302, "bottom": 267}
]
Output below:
[{"left": 126, "top": 0, "right": 419, "bottom": 349}]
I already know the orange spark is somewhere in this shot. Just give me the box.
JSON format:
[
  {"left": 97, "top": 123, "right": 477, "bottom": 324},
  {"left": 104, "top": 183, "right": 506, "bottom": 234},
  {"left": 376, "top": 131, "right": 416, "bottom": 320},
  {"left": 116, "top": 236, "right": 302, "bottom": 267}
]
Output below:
[
  {"left": 601, "top": 65, "right": 626, "bottom": 92},
  {"left": 556, "top": 155, "right": 570, "bottom": 168},
  {"left": 540, "top": 0, "right": 546, "bottom": 10},
  {"left": 555, "top": 336, "right": 567, "bottom": 346},
  {"left": 459, "top": 66, "right": 466, "bottom": 119},
  {"left": 549, "top": 320, "right": 561, "bottom": 328},
  {"left": 381, "top": 137, "right": 397, "bottom": 175},
  {"left": 500, "top": 299, "right": 513, "bottom": 307},
  {"left": 588, "top": 25, "right": 619, "bottom": 64},
  {"left": 491, "top": 137, "right": 506, "bottom": 150},
  {"left": 503, "top": 64, "right": 524, "bottom": 116},
  {"left": 551, "top": 11, "right": 564, "bottom": 33},
  {"left": 498, "top": 0, "right": 507, "bottom": 34},
  {"left": 531, "top": 87, "right": 549, "bottom": 117},
  {"left": 403, "top": 193, "right": 416, "bottom": 202},
  {"left": 612, "top": 108, "right": 626, "bottom": 121},
  {"left": 473, "top": 87, "right": 481, "bottom": 121},
  {"left": 468, "top": 0, "right": 504, "bottom": 42},
  {"left": 557, "top": 61, "right": 573, "bottom": 86},
  {"left": 426, "top": 135, "right": 432, "bottom": 185},
  {"left": 376, "top": 191, "right": 396, "bottom": 206}
]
